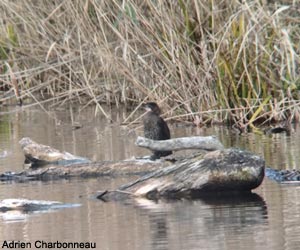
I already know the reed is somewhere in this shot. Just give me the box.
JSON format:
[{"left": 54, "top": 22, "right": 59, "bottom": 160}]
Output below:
[{"left": 0, "top": 0, "right": 299, "bottom": 128}]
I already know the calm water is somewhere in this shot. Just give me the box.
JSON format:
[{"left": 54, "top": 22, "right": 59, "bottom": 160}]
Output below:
[{"left": 0, "top": 105, "right": 300, "bottom": 250}]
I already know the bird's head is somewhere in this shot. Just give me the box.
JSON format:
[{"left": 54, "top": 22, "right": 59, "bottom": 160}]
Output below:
[{"left": 142, "top": 102, "right": 161, "bottom": 115}]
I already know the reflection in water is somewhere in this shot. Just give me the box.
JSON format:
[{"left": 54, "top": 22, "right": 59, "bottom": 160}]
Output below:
[
  {"left": 1, "top": 105, "right": 300, "bottom": 250},
  {"left": 200, "top": 193, "right": 268, "bottom": 240},
  {"left": 134, "top": 193, "right": 268, "bottom": 250},
  {"left": 150, "top": 212, "right": 169, "bottom": 250}
]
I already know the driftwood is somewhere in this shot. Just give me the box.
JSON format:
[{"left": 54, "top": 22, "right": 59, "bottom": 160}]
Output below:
[
  {"left": 2, "top": 137, "right": 268, "bottom": 200},
  {"left": 0, "top": 137, "right": 188, "bottom": 181},
  {"left": 0, "top": 199, "right": 81, "bottom": 221},
  {"left": 19, "top": 137, "right": 90, "bottom": 167},
  {"left": 135, "top": 136, "right": 224, "bottom": 151},
  {"left": 2, "top": 137, "right": 295, "bottom": 189},
  {"left": 0, "top": 136, "right": 296, "bottom": 203},
  {"left": 0, "top": 160, "right": 165, "bottom": 181},
  {"left": 0, "top": 199, "right": 78, "bottom": 212},
  {"left": 97, "top": 148, "right": 265, "bottom": 200}
]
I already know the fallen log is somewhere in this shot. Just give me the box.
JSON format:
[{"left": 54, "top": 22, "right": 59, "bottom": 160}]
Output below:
[
  {"left": 7, "top": 137, "right": 297, "bottom": 189},
  {"left": 0, "top": 137, "right": 171, "bottom": 181},
  {"left": 0, "top": 198, "right": 80, "bottom": 212},
  {"left": 97, "top": 148, "right": 265, "bottom": 200},
  {"left": 135, "top": 136, "right": 224, "bottom": 151},
  {"left": 19, "top": 136, "right": 223, "bottom": 168},
  {"left": 0, "top": 160, "right": 165, "bottom": 181},
  {"left": 5, "top": 138, "right": 265, "bottom": 201},
  {"left": 0, "top": 199, "right": 81, "bottom": 222},
  {"left": 19, "top": 137, "right": 90, "bottom": 167},
  {"left": 1, "top": 137, "right": 271, "bottom": 202}
]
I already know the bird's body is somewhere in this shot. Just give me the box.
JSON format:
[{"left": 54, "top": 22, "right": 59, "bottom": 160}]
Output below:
[{"left": 142, "top": 102, "right": 172, "bottom": 160}]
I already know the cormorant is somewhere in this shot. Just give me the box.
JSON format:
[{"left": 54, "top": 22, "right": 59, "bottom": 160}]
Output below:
[{"left": 142, "top": 102, "right": 172, "bottom": 160}]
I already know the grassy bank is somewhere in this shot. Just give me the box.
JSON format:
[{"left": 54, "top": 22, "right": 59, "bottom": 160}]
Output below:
[{"left": 0, "top": 0, "right": 299, "bottom": 128}]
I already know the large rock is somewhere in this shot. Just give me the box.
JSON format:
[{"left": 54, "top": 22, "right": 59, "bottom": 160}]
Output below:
[
  {"left": 19, "top": 137, "right": 90, "bottom": 167},
  {"left": 98, "top": 148, "right": 265, "bottom": 200}
]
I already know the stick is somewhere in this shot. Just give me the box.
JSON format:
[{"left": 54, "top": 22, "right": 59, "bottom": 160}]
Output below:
[{"left": 135, "top": 136, "right": 224, "bottom": 151}]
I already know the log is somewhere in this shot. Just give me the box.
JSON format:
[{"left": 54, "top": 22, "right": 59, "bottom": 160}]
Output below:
[
  {"left": 98, "top": 148, "right": 265, "bottom": 200},
  {"left": 0, "top": 136, "right": 293, "bottom": 200},
  {"left": 135, "top": 136, "right": 224, "bottom": 151},
  {"left": 19, "top": 136, "right": 223, "bottom": 167},
  {"left": 0, "top": 198, "right": 80, "bottom": 212},
  {"left": 19, "top": 137, "right": 91, "bottom": 167},
  {"left": 0, "top": 137, "right": 168, "bottom": 181},
  {"left": 0, "top": 160, "right": 165, "bottom": 181},
  {"left": 4, "top": 138, "right": 265, "bottom": 201}
]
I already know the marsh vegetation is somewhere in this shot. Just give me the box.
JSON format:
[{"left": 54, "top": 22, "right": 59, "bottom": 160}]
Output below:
[{"left": 0, "top": 0, "right": 299, "bottom": 129}]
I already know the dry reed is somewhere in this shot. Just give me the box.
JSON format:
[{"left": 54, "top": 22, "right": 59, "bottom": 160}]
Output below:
[{"left": 0, "top": 0, "right": 299, "bottom": 128}]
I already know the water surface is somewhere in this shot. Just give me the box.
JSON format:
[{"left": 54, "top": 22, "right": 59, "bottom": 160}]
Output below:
[{"left": 0, "top": 105, "right": 300, "bottom": 250}]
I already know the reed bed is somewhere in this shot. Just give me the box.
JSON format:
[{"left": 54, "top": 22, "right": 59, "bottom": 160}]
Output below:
[{"left": 0, "top": 0, "right": 299, "bottom": 128}]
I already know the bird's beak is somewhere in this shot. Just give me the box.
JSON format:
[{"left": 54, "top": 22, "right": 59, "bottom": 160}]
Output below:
[
  {"left": 144, "top": 107, "right": 152, "bottom": 112},
  {"left": 142, "top": 104, "right": 151, "bottom": 112}
]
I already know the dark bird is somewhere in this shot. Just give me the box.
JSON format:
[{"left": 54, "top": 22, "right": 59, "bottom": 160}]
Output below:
[
  {"left": 264, "top": 126, "right": 291, "bottom": 135},
  {"left": 142, "top": 102, "right": 172, "bottom": 160}
]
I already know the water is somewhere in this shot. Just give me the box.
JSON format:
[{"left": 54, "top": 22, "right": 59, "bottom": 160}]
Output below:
[{"left": 0, "top": 105, "right": 300, "bottom": 250}]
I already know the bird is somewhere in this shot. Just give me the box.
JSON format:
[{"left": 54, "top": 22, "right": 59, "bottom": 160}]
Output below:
[{"left": 142, "top": 102, "right": 172, "bottom": 160}]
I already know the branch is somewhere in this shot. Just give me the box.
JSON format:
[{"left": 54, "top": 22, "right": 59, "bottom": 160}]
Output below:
[{"left": 135, "top": 136, "right": 224, "bottom": 151}]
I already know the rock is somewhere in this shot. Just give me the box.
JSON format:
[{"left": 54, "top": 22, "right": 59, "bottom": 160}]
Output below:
[
  {"left": 99, "top": 148, "right": 265, "bottom": 200},
  {"left": 19, "top": 137, "right": 91, "bottom": 167},
  {"left": 0, "top": 198, "right": 80, "bottom": 212},
  {"left": 265, "top": 167, "right": 300, "bottom": 183}
]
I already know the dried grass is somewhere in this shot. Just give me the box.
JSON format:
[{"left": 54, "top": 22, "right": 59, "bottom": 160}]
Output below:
[{"left": 0, "top": 0, "right": 299, "bottom": 128}]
